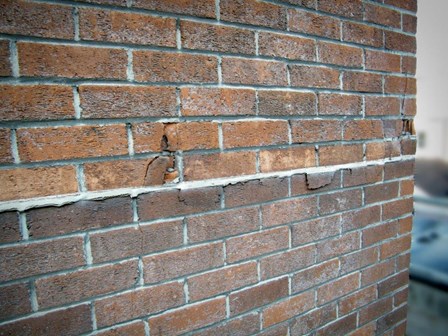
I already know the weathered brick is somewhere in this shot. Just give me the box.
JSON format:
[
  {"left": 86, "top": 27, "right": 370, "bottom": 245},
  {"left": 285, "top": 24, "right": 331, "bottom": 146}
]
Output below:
[
  {"left": 27, "top": 197, "right": 132, "bottom": 238},
  {"left": 339, "top": 247, "right": 379, "bottom": 274},
  {"left": 229, "top": 277, "right": 289, "bottom": 316},
  {"left": 0, "top": 237, "right": 85, "bottom": 282},
  {"left": 290, "top": 65, "right": 340, "bottom": 89},
  {"left": 0, "top": 128, "right": 12, "bottom": 163},
  {"left": 290, "top": 303, "right": 337, "bottom": 335},
  {"left": 18, "top": 43, "right": 127, "bottom": 79},
  {"left": 339, "top": 285, "right": 377, "bottom": 316},
  {"left": 0, "top": 166, "right": 78, "bottom": 201},
  {"left": 95, "top": 281, "right": 185, "bottom": 328},
  {"left": 192, "top": 313, "right": 260, "bottom": 336},
  {"left": 17, "top": 125, "right": 128, "bottom": 162},
  {"left": 366, "top": 50, "right": 401, "bottom": 72},
  {"left": 343, "top": 71, "right": 383, "bottom": 93},
  {"left": 317, "top": 273, "right": 359, "bottom": 305},
  {"left": 260, "top": 146, "right": 316, "bottom": 172},
  {"left": 382, "top": 119, "right": 402, "bottom": 138},
  {"left": 403, "top": 98, "right": 417, "bottom": 116},
  {"left": 317, "top": 231, "right": 360, "bottom": 262},
  {"left": 318, "top": 41, "right": 363, "bottom": 68},
  {"left": 343, "top": 165, "right": 383, "bottom": 187},
  {"left": 184, "top": 152, "right": 257, "bottom": 181},
  {"left": 36, "top": 260, "right": 138, "bottom": 308},
  {"left": 182, "top": 21, "right": 255, "bottom": 54},
  {"left": 164, "top": 122, "right": 219, "bottom": 151},
  {"left": 262, "top": 196, "right": 318, "bottom": 228},
  {"left": 262, "top": 290, "right": 315, "bottom": 328},
  {"left": 380, "top": 235, "right": 412, "bottom": 259},
  {"left": 365, "top": 96, "right": 401, "bottom": 116},
  {"left": 384, "top": 0, "right": 417, "bottom": 12},
  {"left": 220, "top": 0, "right": 287, "bottom": 29},
  {"left": 90, "top": 220, "right": 183, "bottom": 263},
  {"left": 288, "top": 9, "right": 340, "bottom": 40},
  {"left": 0, "top": 283, "right": 31, "bottom": 320},
  {"left": 361, "top": 259, "right": 395, "bottom": 286},
  {"left": 259, "top": 32, "right": 315, "bottom": 61},
  {"left": 359, "top": 297, "right": 393, "bottom": 324},
  {"left": 0, "top": 0, "right": 73, "bottom": 39},
  {"left": 401, "top": 138, "right": 417, "bottom": 156},
  {"left": 398, "top": 216, "right": 413, "bottom": 235},
  {"left": 364, "top": 3, "right": 401, "bottom": 28},
  {"left": 344, "top": 120, "right": 384, "bottom": 140},
  {"left": 320, "top": 189, "right": 362, "bottom": 215},
  {"left": 291, "top": 171, "right": 341, "bottom": 195},
  {"left": 133, "top": 0, "right": 216, "bottom": 18},
  {"left": 377, "top": 305, "right": 408, "bottom": 334},
  {"left": 181, "top": 87, "right": 256, "bottom": 116},
  {"left": 319, "top": 144, "right": 364, "bottom": 166},
  {"left": 80, "top": 86, "right": 177, "bottom": 119},
  {"left": 0, "top": 211, "right": 20, "bottom": 244},
  {"left": 95, "top": 321, "right": 146, "bottom": 336},
  {"left": 292, "top": 214, "right": 340, "bottom": 246},
  {"left": 402, "top": 56, "right": 417, "bottom": 75},
  {"left": 223, "top": 120, "right": 289, "bottom": 148},
  {"left": 292, "top": 258, "right": 340, "bottom": 293},
  {"left": 385, "top": 75, "right": 417, "bottom": 94},
  {"left": 343, "top": 22, "right": 383, "bottom": 47},
  {"left": 130, "top": 122, "right": 164, "bottom": 153},
  {"left": 383, "top": 198, "right": 413, "bottom": 220},
  {"left": 341, "top": 205, "right": 381, "bottom": 232},
  {"left": 0, "top": 40, "right": 11, "bottom": 76},
  {"left": 258, "top": 91, "right": 316, "bottom": 116},
  {"left": 0, "top": 304, "right": 92, "bottom": 335},
  {"left": 365, "top": 181, "right": 400, "bottom": 204},
  {"left": 317, "top": 0, "right": 363, "bottom": 19},
  {"left": 222, "top": 58, "right": 287, "bottom": 86},
  {"left": 385, "top": 31, "right": 416, "bottom": 53},
  {"left": 79, "top": 9, "right": 176, "bottom": 46},
  {"left": 137, "top": 187, "right": 221, "bottom": 221},
  {"left": 133, "top": 50, "right": 218, "bottom": 83},
  {"left": 149, "top": 297, "right": 226, "bottom": 336},
  {"left": 188, "top": 262, "right": 258, "bottom": 301},
  {"left": 143, "top": 242, "right": 224, "bottom": 284},
  {"left": 316, "top": 313, "right": 357, "bottom": 336},
  {"left": 366, "top": 141, "right": 401, "bottom": 160},
  {"left": 291, "top": 120, "right": 342, "bottom": 143},
  {"left": 318, "top": 93, "right": 361, "bottom": 116},
  {"left": 394, "top": 287, "right": 409, "bottom": 307}
]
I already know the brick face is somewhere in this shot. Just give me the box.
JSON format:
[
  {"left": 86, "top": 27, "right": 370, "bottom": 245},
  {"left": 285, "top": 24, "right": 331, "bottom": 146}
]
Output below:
[{"left": 0, "top": 1, "right": 415, "bottom": 333}]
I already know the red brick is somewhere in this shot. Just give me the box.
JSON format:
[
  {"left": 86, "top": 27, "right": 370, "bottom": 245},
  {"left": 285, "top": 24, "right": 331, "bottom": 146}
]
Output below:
[
  {"left": 77, "top": 0, "right": 127, "bottom": 5},
  {"left": 339, "top": 286, "right": 377, "bottom": 316},
  {"left": 365, "top": 96, "right": 401, "bottom": 116},
  {"left": 258, "top": 90, "right": 316, "bottom": 116},
  {"left": 292, "top": 259, "right": 340, "bottom": 293},
  {"left": 317, "top": 231, "right": 360, "bottom": 262},
  {"left": 318, "top": 93, "right": 361, "bottom": 116},
  {"left": 403, "top": 98, "right": 416, "bottom": 116},
  {"left": 317, "top": 273, "right": 359, "bottom": 305},
  {"left": 319, "top": 144, "right": 364, "bottom": 166},
  {"left": 0, "top": 211, "right": 20, "bottom": 244},
  {"left": 27, "top": 197, "right": 132, "bottom": 238},
  {"left": 260, "top": 245, "right": 316, "bottom": 280},
  {"left": 181, "top": 20, "right": 254, "bottom": 54},
  {"left": 133, "top": 0, "right": 215, "bottom": 17},
  {"left": 366, "top": 141, "right": 401, "bottom": 160},
  {"left": 365, "top": 181, "right": 399, "bottom": 204},
  {"left": 263, "top": 290, "right": 315, "bottom": 328},
  {"left": 226, "top": 227, "right": 289, "bottom": 263},
  {"left": 0, "top": 166, "right": 78, "bottom": 201},
  {"left": 363, "top": 221, "right": 398, "bottom": 247},
  {"left": 316, "top": 313, "right": 357, "bottom": 336},
  {"left": 259, "top": 32, "right": 315, "bottom": 61},
  {"left": 80, "top": 86, "right": 177, "bottom": 119},
  {"left": 164, "top": 122, "right": 219, "bottom": 151},
  {"left": 0, "top": 237, "right": 85, "bottom": 282},
  {"left": 193, "top": 313, "right": 260, "bottom": 336},
  {"left": 394, "top": 287, "right": 409, "bottom": 307},
  {"left": 95, "top": 321, "right": 146, "bottom": 336},
  {"left": 149, "top": 297, "right": 226, "bottom": 336},
  {"left": 0, "top": 0, "right": 73, "bottom": 39},
  {"left": 318, "top": 41, "right": 363, "bottom": 68},
  {"left": 181, "top": 87, "right": 256, "bottom": 116},
  {"left": 262, "top": 196, "right": 318, "bottom": 228},
  {"left": 90, "top": 220, "right": 183, "bottom": 263},
  {"left": 380, "top": 235, "right": 411, "bottom": 259},
  {"left": 402, "top": 56, "right": 417, "bottom": 75},
  {"left": 383, "top": 198, "right": 413, "bottom": 220},
  {"left": 398, "top": 216, "right": 413, "bottom": 235},
  {"left": 184, "top": 152, "right": 257, "bottom": 181},
  {"left": 260, "top": 147, "right": 316, "bottom": 172},
  {"left": 224, "top": 177, "right": 289, "bottom": 208},
  {"left": 133, "top": 50, "right": 218, "bottom": 83},
  {"left": 288, "top": 9, "right": 340, "bottom": 40},
  {"left": 344, "top": 120, "right": 384, "bottom": 140},
  {"left": 188, "top": 262, "right": 258, "bottom": 301},
  {"left": 0, "top": 128, "right": 12, "bottom": 163},
  {"left": 143, "top": 242, "right": 224, "bottom": 284},
  {"left": 95, "top": 281, "right": 184, "bottom": 328},
  {"left": 385, "top": 31, "right": 416, "bottom": 53},
  {"left": 377, "top": 305, "right": 408, "bottom": 334},
  {"left": 221, "top": 0, "right": 287, "bottom": 29},
  {"left": 361, "top": 259, "right": 395, "bottom": 286},
  {"left": 385, "top": 120, "right": 403, "bottom": 139},
  {"left": 18, "top": 43, "right": 127, "bottom": 79},
  {"left": 340, "top": 247, "right": 379, "bottom": 274},
  {"left": 0, "top": 283, "right": 31, "bottom": 320},
  {"left": 223, "top": 120, "right": 288, "bottom": 148},
  {"left": 291, "top": 171, "right": 342, "bottom": 195},
  {"left": 359, "top": 297, "right": 393, "bottom": 324},
  {"left": 137, "top": 187, "right": 221, "bottom": 221},
  {"left": 341, "top": 205, "right": 381, "bottom": 232},
  {"left": 384, "top": 0, "right": 417, "bottom": 12},
  {"left": 188, "top": 207, "right": 258, "bottom": 243},
  {"left": 343, "top": 165, "right": 383, "bottom": 187},
  {"left": 17, "top": 124, "right": 128, "bottom": 162},
  {"left": 290, "top": 65, "right": 340, "bottom": 89},
  {"left": 396, "top": 253, "right": 411, "bottom": 272},
  {"left": 222, "top": 58, "right": 287, "bottom": 86},
  {"left": 291, "top": 214, "right": 340, "bottom": 246},
  {"left": 401, "top": 138, "right": 417, "bottom": 156},
  {"left": 290, "top": 303, "right": 337, "bottom": 335},
  {"left": 36, "top": 259, "right": 138, "bottom": 308},
  {"left": 320, "top": 189, "right": 362, "bottom": 215},
  {"left": 364, "top": 3, "right": 401, "bottom": 28},
  {"left": 366, "top": 50, "right": 401, "bottom": 72},
  {"left": 402, "top": 14, "right": 417, "bottom": 33},
  {"left": 400, "top": 179, "right": 414, "bottom": 196},
  {"left": 385, "top": 75, "right": 417, "bottom": 94},
  {"left": 317, "top": 0, "right": 363, "bottom": 19},
  {"left": 79, "top": 9, "right": 176, "bottom": 46},
  {"left": 0, "top": 40, "right": 11, "bottom": 76},
  {"left": 0, "top": 304, "right": 92, "bottom": 335},
  {"left": 343, "top": 22, "right": 383, "bottom": 47},
  {"left": 343, "top": 71, "right": 383, "bottom": 93},
  {"left": 130, "top": 122, "right": 164, "bottom": 153},
  {"left": 291, "top": 120, "right": 342, "bottom": 143},
  {"left": 229, "top": 277, "right": 289, "bottom": 316}
]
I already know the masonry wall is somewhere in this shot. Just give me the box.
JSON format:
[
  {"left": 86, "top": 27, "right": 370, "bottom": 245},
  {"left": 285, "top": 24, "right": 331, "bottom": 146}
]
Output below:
[{"left": 0, "top": 0, "right": 417, "bottom": 335}]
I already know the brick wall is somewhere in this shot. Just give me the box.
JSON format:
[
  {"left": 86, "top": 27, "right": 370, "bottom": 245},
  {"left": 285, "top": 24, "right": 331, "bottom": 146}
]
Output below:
[{"left": 0, "top": 0, "right": 416, "bottom": 335}]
